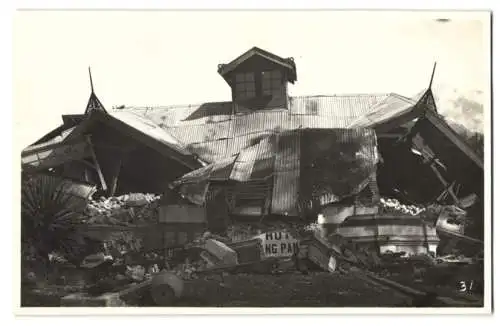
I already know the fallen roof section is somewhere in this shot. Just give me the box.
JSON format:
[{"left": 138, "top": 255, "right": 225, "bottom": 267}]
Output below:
[{"left": 172, "top": 128, "right": 379, "bottom": 216}]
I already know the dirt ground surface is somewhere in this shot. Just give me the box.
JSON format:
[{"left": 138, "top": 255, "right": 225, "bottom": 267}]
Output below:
[
  {"left": 163, "top": 272, "right": 429, "bottom": 307},
  {"left": 22, "top": 270, "right": 483, "bottom": 307}
]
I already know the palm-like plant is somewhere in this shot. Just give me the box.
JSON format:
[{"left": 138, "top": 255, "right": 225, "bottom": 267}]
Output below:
[{"left": 21, "top": 174, "right": 99, "bottom": 273}]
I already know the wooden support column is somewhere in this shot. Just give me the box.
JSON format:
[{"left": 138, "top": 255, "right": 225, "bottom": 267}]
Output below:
[
  {"left": 86, "top": 136, "right": 107, "bottom": 192},
  {"left": 107, "top": 155, "right": 123, "bottom": 197}
]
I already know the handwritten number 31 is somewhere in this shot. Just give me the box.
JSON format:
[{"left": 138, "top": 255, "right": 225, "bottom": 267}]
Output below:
[{"left": 459, "top": 281, "right": 474, "bottom": 292}]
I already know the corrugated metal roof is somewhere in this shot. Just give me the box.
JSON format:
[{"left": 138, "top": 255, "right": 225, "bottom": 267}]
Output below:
[
  {"left": 274, "top": 130, "right": 301, "bottom": 172},
  {"left": 118, "top": 94, "right": 390, "bottom": 163},
  {"left": 229, "top": 135, "right": 278, "bottom": 182},
  {"left": 290, "top": 115, "right": 353, "bottom": 129},
  {"left": 230, "top": 111, "right": 291, "bottom": 137},
  {"left": 289, "top": 94, "right": 388, "bottom": 117},
  {"left": 185, "top": 138, "right": 229, "bottom": 163},
  {"left": 226, "top": 131, "right": 274, "bottom": 157},
  {"left": 230, "top": 143, "right": 261, "bottom": 182},
  {"left": 139, "top": 102, "right": 232, "bottom": 127},
  {"left": 210, "top": 155, "right": 237, "bottom": 180},
  {"left": 250, "top": 135, "right": 276, "bottom": 179},
  {"left": 348, "top": 93, "right": 416, "bottom": 128},
  {"left": 165, "top": 120, "right": 231, "bottom": 145}
]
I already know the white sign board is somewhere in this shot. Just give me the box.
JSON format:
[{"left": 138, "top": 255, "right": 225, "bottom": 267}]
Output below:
[{"left": 254, "top": 231, "right": 299, "bottom": 258}]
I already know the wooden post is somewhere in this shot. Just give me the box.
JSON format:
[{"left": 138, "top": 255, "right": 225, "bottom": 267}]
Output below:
[
  {"left": 108, "top": 156, "right": 123, "bottom": 197},
  {"left": 86, "top": 136, "right": 107, "bottom": 191}
]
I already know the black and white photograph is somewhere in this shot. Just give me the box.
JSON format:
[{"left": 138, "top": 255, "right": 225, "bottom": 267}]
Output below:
[{"left": 13, "top": 8, "right": 491, "bottom": 313}]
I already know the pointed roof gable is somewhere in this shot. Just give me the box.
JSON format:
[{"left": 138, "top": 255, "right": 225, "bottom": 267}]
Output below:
[
  {"left": 85, "top": 67, "right": 107, "bottom": 115},
  {"left": 217, "top": 46, "right": 297, "bottom": 83}
]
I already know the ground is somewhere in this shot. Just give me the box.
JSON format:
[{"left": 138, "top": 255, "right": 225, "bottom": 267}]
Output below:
[
  {"left": 146, "top": 271, "right": 480, "bottom": 307},
  {"left": 21, "top": 267, "right": 484, "bottom": 307}
]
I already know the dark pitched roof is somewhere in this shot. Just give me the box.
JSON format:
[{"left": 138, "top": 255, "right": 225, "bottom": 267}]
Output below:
[
  {"left": 218, "top": 46, "right": 297, "bottom": 83},
  {"left": 421, "top": 108, "right": 483, "bottom": 170},
  {"left": 65, "top": 110, "right": 203, "bottom": 170}
]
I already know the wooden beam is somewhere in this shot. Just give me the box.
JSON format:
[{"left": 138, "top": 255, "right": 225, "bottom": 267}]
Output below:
[
  {"left": 108, "top": 155, "right": 123, "bottom": 197},
  {"left": 429, "top": 162, "right": 460, "bottom": 206},
  {"left": 86, "top": 136, "right": 107, "bottom": 191}
]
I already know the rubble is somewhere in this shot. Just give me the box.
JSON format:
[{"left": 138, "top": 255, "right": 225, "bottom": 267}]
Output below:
[
  {"left": 82, "top": 193, "right": 161, "bottom": 225},
  {"left": 379, "top": 197, "right": 425, "bottom": 216}
]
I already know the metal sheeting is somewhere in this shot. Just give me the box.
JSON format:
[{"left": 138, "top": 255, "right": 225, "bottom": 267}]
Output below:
[
  {"left": 172, "top": 128, "right": 377, "bottom": 216},
  {"left": 230, "top": 142, "right": 261, "bottom": 182},
  {"left": 210, "top": 155, "right": 238, "bottom": 180},
  {"left": 271, "top": 131, "right": 301, "bottom": 215},
  {"left": 348, "top": 93, "right": 416, "bottom": 128},
  {"left": 226, "top": 131, "right": 274, "bottom": 157},
  {"left": 142, "top": 107, "right": 197, "bottom": 127},
  {"left": 171, "top": 163, "right": 213, "bottom": 186},
  {"left": 271, "top": 170, "right": 300, "bottom": 216},
  {"left": 230, "top": 111, "right": 290, "bottom": 137},
  {"left": 117, "top": 94, "right": 392, "bottom": 164},
  {"left": 139, "top": 102, "right": 232, "bottom": 127},
  {"left": 290, "top": 115, "right": 353, "bottom": 129},
  {"left": 289, "top": 94, "right": 388, "bottom": 118},
  {"left": 185, "top": 138, "right": 229, "bottom": 163},
  {"left": 274, "top": 131, "right": 301, "bottom": 172},
  {"left": 250, "top": 135, "right": 276, "bottom": 179},
  {"left": 165, "top": 120, "right": 231, "bottom": 145},
  {"left": 230, "top": 135, "right": 277, "bottom": 182}
]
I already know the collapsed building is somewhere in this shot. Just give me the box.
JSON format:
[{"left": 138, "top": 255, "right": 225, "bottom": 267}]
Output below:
[{"left": 21, "top": 47, "right": 484, "bottom": 257}]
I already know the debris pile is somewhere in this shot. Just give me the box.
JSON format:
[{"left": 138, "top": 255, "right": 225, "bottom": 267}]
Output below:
[
  {"left": 82, "top": 193, "right": 161, "bottom": 225},
  {"left": 379, "top": 197, "right": 425, "bottom": 216}
]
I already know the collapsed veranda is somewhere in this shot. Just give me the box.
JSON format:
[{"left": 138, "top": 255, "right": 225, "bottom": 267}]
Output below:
[{"left": 22, "top": 47, "right": 485, "bottom": 252}]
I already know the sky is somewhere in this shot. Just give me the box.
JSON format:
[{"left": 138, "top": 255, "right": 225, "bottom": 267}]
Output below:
[{"left": 13, "top": 10, "right": 490, "bottom": 149}]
